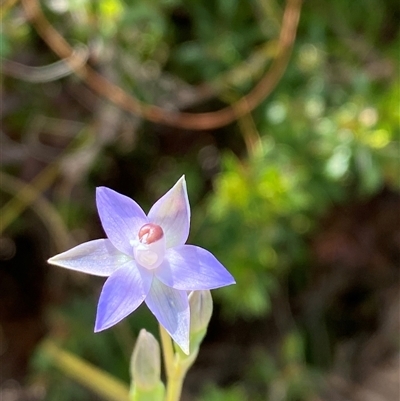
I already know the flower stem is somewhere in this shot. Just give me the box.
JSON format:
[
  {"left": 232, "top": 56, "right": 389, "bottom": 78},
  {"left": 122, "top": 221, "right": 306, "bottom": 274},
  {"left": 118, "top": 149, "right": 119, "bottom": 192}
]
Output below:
[
  {"left": 159, "top": 324, "right": 174, "bottom": 379},
  {"left": 164, "top": 365, "right": 185, "bottom": 401},
  {"left": 159, "top": 324, "right": 188, "bottom": 401}
]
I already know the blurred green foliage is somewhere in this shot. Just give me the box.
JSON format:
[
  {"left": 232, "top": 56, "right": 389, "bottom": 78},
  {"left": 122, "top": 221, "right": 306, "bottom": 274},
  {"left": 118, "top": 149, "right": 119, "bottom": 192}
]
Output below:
[
  {"left": 198, "top": 73, "right": 399, "bottom": 318},
  {"left": 2, "top": 0, "right": 399, "bottom": 399}
]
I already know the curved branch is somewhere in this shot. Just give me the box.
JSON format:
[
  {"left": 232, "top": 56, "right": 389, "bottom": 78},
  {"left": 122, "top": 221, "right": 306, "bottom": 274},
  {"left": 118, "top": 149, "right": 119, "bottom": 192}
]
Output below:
[
  {"left": 21, "top": 0, "right": 302, "bottom": 131},
  {"left": 2, "top": 44, "right": 88, "bottom": 82}
]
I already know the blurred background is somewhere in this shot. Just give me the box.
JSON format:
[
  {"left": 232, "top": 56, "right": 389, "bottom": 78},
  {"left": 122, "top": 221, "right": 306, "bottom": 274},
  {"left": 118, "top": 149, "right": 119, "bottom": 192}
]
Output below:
[{"left": 1, "top": 0, "right": 399, "bottom": 400}]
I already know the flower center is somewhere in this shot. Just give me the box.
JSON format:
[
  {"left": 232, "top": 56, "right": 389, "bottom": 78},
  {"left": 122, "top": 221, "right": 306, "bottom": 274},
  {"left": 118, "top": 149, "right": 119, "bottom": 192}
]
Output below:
[{"left": 133, "top": 223, "right": 165, "bottom": 270}]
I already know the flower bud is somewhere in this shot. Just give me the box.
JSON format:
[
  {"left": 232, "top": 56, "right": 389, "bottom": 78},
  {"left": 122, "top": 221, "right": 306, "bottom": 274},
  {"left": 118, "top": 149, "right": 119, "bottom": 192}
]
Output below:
[
  {"left": 185, "top": 290, "right": 213, "bottom": 356},
  {"left": 189, "top": 290, "right": 213, "bottom": 334},
  {"left": 130, "top": 329, "right": 161, "bottom": 391}
]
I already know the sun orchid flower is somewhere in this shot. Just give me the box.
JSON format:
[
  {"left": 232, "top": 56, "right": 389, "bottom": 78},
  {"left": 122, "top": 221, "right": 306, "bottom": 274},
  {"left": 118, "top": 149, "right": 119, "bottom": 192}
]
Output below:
[{"left": 48, "top": 176, "right": 235, "bottom": 353}]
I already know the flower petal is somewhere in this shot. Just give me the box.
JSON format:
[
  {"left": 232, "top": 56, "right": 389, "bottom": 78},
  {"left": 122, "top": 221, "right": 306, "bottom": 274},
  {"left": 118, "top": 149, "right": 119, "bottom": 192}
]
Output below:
[
  {"left": 96, "top": 187, "right": 148, "bottom": 256},
  {"left": 145, "top": 278, "right": 190, "bottom": 354},
  {"left": 95, "top": 263, "right": 152, "bottom": 331},
  {"left": 148, "top": 176, "right": 190, "bottom": 249},
  {"left": 48, "top": 239, "right": 128, "bottom": 276},
  {"left": 157, "top": 245, "right": 236, "bottom": 290}
]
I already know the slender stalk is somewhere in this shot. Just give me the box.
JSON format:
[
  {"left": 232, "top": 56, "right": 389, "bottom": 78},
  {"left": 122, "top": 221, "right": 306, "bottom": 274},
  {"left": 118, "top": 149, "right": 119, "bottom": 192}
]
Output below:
[
  {"left": 159, "top": 325, "right": 190, "bottom": 401},
  {"left": 41, "top": 341, "right": 130, "bottom": 401},
  {"left": 159, "top": 325, "right": 174, "bottom": 379},
  {"left": 164, "top": 364, "right": 185, "bottom": 401}
]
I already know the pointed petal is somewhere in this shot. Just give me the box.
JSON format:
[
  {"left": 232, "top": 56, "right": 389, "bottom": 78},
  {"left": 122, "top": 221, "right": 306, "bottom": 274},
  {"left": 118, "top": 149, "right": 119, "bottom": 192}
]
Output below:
[
  {"left": 96, "top": 187, "right": 148, "bottom": 256},
  {"left": 145, "top": 278, "right": 190, "bottom": 354},
  {"left": 95, "top": 263, "right": 152, "bottom": 331},
  {"left": 148, "top": 176, "right": 190, "bottom": 249},
  {"left": 48, "top": 239, "right": 129, "bottom": 276},
  {"left": 157, "top": 245, "right": 236, "bottom": 291}
]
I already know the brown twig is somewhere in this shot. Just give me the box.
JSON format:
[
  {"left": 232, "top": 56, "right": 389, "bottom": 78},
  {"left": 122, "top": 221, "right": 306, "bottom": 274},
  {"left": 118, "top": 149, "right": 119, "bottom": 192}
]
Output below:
[{"left": 21, "top": 0, "right": 302, "bottom": 131}]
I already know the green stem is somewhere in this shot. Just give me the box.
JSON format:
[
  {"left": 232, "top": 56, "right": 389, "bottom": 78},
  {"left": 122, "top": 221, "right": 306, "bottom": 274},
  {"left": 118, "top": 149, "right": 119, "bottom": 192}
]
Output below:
[
  {"left": 159, "top": 325, "right": 191, "bottom": 401},
  {"left": 41, "top": 340, "right": 130, "bottom": 401},
  {"left": 164, "top": 364, "right": 185, "bottom": 401},
  {"left": 159, "top": 324, "right": 174, "bottom": 379}
]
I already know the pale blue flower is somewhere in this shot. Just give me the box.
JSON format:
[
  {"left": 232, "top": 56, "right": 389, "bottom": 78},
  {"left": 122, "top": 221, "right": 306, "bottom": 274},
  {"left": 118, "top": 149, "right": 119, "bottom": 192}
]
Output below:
[{"left": 48, "top": 176, "right": 235, "bottom": 353}]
